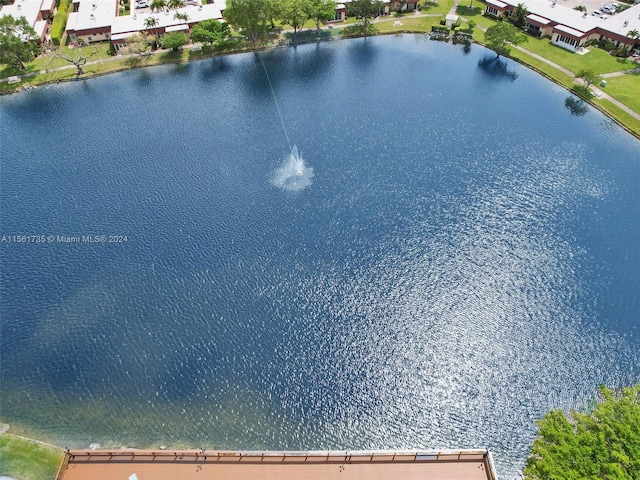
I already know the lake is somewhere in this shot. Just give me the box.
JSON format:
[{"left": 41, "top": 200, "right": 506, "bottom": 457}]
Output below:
[{"left": 1, "top": 35, "right": 639, "bottom": 477}]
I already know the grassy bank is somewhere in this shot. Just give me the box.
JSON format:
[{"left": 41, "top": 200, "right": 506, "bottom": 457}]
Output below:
[
  {"left": 1, "top": 10, "right": 638, "bottom": 136},
  {"left": 0, "top": 434, "right": 64, "bottom": 480}
]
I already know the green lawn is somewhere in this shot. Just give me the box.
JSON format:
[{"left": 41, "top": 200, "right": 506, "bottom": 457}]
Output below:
[
  {"left": 0, "top": 434, "right": 64, "bottom": 480},
  {"left": 600, "top": 73, "right": 640, "bottom": 114},
  {"left": 515, "top": 35, "right": 636, "bottom": 75},
  {"left": 0, "top": 44, "right": 114, "bottom": 79},
  {"left": 374, "top": 16, "right": 443, "bottom": 33},
  {"left": 594, "top": 97, "right": 640, "bottom": 134},
  {"left": 509, "top": 47, "right": 576, "bottom": 88}
]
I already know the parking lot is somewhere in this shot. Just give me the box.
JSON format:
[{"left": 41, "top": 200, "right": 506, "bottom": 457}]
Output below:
[{"left": 556, "top": 0, "right": 626, "bottom": 16}]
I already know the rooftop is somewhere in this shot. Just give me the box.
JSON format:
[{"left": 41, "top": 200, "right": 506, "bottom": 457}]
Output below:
[
  {"left": 501, "top": 0, "right": 640, "bottom": 37},
  {"left": 111, "top": 3, "right": 224, "bottom": 36},
  {"left": 0, "top": 0, "right": 54, "bottom": 38},
  {"left": 66, "top": 0, "right": 118, "bottom": 32}
]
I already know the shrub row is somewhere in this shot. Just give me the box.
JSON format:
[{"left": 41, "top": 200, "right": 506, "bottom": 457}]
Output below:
[
  {"left": 50, "top": 0, "right": 70, "bottom": 45},
  {"left": 432, "top": 24, "right": 450, "bottom": 32}
]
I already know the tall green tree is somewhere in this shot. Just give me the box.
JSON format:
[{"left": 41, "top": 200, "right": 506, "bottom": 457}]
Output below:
[
  {"left": 173, "top": 11, "right": 189, "bottom": 23},
  {"left": 150, "top": 0, "right": 167, "bottom": 11},
  {"left": 347, "top": 0, "right": 383, "bottom": 28},
  {"left": 168, "top": 0, "right": 185, "bottom": 9},
  {"left": 0, "top": 15, "right": 40, "bottom": 70},
  {"left": 265, "top": 0, "right": 282, "bottom": 29},
  {"left": 161, "top": 31, "right": 187, "bottom": 51},
  {"left": 224, "top": 0, "right": 272, "bottom": 46},
  {"left": 144, "top": 16, "right": 161, "bottom": 46},
  {"left": 576, "top": 68, "right": 601, "bottom": 90},
  {"left": 524, "top": 384, "right": 640, "bottom": 479},
  {"left": 483, "top": 21, "right": 527, "bottom": 57},
  {"left": 511, "top": 3, "right": 528, "bottom": 28},
  {"left": 308, "top": 0, "right": 335, "bottom": 32},
  {"left": 124, "top": 33, "right": 152, "bottom": 58},
  {"left": 281, "top": 0, "right": 312, "bottom": 42},
  {"left": 190, "top": 19, "right": 230, "bottom": 47},
  {"left": 391, "top": 0, "right": 407, "bottom": 14}
]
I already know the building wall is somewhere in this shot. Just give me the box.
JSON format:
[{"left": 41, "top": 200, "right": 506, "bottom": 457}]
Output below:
[{"left": 69, "top": 26, "right": 112, "bottom": 43}]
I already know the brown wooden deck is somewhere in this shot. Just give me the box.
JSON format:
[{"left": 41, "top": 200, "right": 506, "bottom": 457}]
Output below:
[{"left": 56, "top": 449, "right": 498, "bottom": 480}]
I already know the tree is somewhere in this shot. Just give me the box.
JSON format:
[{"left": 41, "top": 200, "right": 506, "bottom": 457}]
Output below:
[
  {"left": 150, "top": 0, "right": 166, "bottom": 12},
  {"left": 190, "top": 19, "right": 230, "bottom": 47},
  {"left": 0, "top": 15, "right": 40, "bottom": 70},
  {"left": 308, "top": 0, "right": 335, "bottom": 32},
  {"left": 511, "top": 2, "right": 528, "bottom": 28},
  {"left": 576, "top": 68, "right": 601, "bottom": 90},
  {"left": 391, "top": 0, "right": 407, "bottom": 14},
  {"left": 161, "top": 31, "right": 187, "bottom": 51},
  {"left": 524, "top": 384, "right": 640, "bottom": 479},
  {"left": 168, "top": 0, "right": 185, "bottom": 9},
  {"left": 484, "top": 22, "right": 527, "bottom": 57},
  {"left": 173, "top": 11, "right": 189, "bottom": 23},
  {"left": 48, "top": 42, "right": 98, "bottom": 75},
  {"left": 224, "top": 0, "right": 272, "bottom": 46},
  {"left": 347, "top": 0, "right": 384, "bottom": 28},
  {"left": 281, "top": 0, "right": 312, "bottom": 42},
  {"left": 144, "top": 16, "right": 161, "bottom": 46},
  {"left": 124, "top": 33, "right": 152, "bottom": 58},
  {"left": 627, "top": 29, "right": 640, "bottom": 40},
  {"left": 265, "top": 0, "right": 282, "bottom": 29}
]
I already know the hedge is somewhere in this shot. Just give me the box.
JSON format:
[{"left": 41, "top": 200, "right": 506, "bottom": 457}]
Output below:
[{"left": 50, "top": 0, "right": 70, "bottom": 45}]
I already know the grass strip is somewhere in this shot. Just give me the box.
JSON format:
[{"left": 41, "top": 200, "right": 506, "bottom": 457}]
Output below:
[{"left": 0, "top": 434, "right": 64, "bottom": 480}]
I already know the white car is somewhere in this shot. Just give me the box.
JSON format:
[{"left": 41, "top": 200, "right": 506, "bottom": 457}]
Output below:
[
  {"left": 601, "top": 4, "right": 616, "bottom": 14},
  {"left": 591, "top": 9, "right": 607, "bottom": 18}
]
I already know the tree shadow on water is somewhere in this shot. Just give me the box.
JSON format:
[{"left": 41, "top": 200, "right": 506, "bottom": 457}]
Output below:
[
  {"left": 348, "top": 36, "right": 379, "bottom": 68},
  {"left": 199, "top": 56, "right": 231, "bottom": 81},
  {"left": 477, "top": 55, "right": 518, "bottom": 82},
  {"left": 564, "top": 96, "right": 589, "bottom": 116}
]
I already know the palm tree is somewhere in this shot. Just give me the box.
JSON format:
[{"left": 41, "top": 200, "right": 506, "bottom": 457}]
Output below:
[
  {"left": 627, "top": 29, "right": 640, "bottom": 39},
  {"left": 150, "top": 0, "right": 166, "bottom": 12},
  {"left": 512, "top": 3, "right": 528, "bottom": 28},
  {"left": 174, "top": 11, "right": 189, "bottom": 23},
  {"left": 168, "top": 0, "right": 185, "bottom": 9},
  {"left": 144, "top": 16, "right": 160, "bottom": 46}
]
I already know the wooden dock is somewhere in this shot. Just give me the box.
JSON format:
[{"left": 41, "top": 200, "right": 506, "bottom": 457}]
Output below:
[{"left": 56, "top": 448, "right": 498, "bottom": 480}]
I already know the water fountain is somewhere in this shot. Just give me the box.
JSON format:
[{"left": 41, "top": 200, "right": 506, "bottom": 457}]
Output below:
[{"left": 270, "top": 145, "right": 314, "bottom": 192}]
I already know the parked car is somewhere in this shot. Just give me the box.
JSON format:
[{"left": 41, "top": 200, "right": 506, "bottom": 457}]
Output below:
[
  {"left": 601, "top": 4, "right": 616, "bottom": 14},
  {"left": 591, "top": 9, "right": 607, "bottom": 17},
  {"left": 136, "top": 0, "right": 150, "bottom": 7}
]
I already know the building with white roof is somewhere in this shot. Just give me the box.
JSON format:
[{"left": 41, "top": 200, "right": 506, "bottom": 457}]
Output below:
[
  {"left": 66, "top": 0, "right": 118, "bottom": 44},
  {"left": 62, "top": 0, "right": 228, "bottom": 50},
  {"left": 0, "top": 0, "right": 56, "bottom": 42},
  {"left": 110, "top": 2, "right": 223, "bottom": 51},
  {"left": 485, "top": 0, "right": 640, "bottom": 52}
]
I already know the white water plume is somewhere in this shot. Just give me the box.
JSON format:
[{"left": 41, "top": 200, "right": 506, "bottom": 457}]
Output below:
[{"left": 270, "top": 146, "right": 314, "bottom": 192}]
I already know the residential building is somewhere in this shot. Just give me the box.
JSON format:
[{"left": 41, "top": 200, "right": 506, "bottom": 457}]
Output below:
[
  {"left": 66, "top": 0, "right": 118, "bottom": 44},
  {"left": 0, "top": 0, "right": 56, "bottom": 43},
  {"left": 484, "top": 0, "right": 640, "bottom": 52}
]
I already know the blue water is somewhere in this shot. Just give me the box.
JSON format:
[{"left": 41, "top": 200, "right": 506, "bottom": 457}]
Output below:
[{"left": 1, "top": 35, "right": 639, "bottom": 477}]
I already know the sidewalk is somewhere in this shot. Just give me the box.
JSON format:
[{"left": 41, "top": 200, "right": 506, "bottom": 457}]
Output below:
[{"left": 470, "top": 23, "right": 640, "bottom": 120}]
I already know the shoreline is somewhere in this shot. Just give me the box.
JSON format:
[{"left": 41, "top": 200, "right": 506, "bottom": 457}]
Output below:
[{"left": 1, "top": 23, "right": 639, "bottom": 138}]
